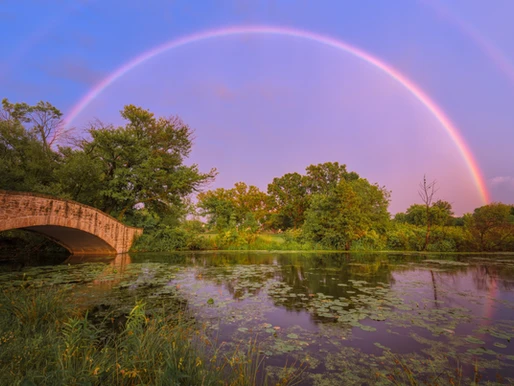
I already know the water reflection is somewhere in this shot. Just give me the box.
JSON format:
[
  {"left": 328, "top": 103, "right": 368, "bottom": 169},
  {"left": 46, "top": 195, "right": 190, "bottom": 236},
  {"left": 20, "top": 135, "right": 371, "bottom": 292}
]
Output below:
[{"left": 2, "top": 252, "right": 514, "bottom": 384}]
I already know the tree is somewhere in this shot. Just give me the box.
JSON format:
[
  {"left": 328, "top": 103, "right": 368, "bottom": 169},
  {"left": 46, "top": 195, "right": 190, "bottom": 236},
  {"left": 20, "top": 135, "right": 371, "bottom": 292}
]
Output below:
[
  {"left": 401, "top": 200, "right": 453, "bottom": 227},
  {"left": 431, "top": 200, "right": 454, "bottom": 226},
  {"left": 1, "top": 98, "right": 68, "bottom": 151},
  {"left": 418, "top": 176, "right": 438, "bottom": 250},
  {"left": 302, "top": 178, "right": 390, "bottom": 250},
  {"left": 62, "top": 105, "right": 217, "bottom": 220},
  {"left": 305, "top": 161, "right": 359, "bottom": 194},
  {"left": 197, "top": 182, "right": 268, "bottom": 232},
  {"left": 267, "top": 172, "right": 309, "bottom": 230},
  {"left": 465, "top": 203, "right": 514, "bottom": 251},
  {"left": 55, "top": 147, "right": 104, "bottom": 205},
  {"left": 266, "top": 162, "right": 361, "bottom": 231},
  {"left": 0, "top": 101, "right": 62, "bottom": 194}
]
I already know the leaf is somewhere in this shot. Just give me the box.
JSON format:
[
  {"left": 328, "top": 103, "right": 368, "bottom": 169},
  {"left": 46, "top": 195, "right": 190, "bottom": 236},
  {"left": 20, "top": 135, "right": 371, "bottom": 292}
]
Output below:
[{"left": 465, "top": 336, "right": 485, "bottom": 345}]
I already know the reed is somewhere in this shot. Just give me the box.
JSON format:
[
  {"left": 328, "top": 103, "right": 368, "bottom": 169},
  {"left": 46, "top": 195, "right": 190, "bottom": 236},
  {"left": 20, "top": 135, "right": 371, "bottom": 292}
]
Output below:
[{"left": 0, "top": 287, "right": 303, "bottom": 386}]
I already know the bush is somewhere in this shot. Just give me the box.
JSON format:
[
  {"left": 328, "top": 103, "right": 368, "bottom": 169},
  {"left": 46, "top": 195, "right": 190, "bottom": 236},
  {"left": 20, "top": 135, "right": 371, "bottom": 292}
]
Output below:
[
  {"left": 386, "top": 223, "right": 425, "bottom": 251},
  {"left": 131, "top": 225, "right": 207, "bottom": 252},
  {"left": 351, "top": 230, "right": 387, "bottom": 251}
]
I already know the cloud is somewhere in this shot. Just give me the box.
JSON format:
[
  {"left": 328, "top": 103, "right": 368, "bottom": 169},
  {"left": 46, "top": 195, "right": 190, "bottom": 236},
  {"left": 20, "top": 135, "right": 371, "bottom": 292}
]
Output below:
[
  {"left": 489, "top": 176, "right": 514, "bottom": 204},
  {"left": 490, "top": 176, "right": 514, "bottom": 188},
  {"left": 43, "top": 58, "right": 104, "bottom": 86},
  {"left": 212, "top": 83, "right": 236, "bottom": 99}
]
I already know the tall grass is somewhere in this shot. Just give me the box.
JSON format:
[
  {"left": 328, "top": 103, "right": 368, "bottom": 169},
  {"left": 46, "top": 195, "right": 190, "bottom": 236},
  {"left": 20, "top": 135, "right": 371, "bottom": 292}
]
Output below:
[{"left": 0, "top": 287, "right": 303, "bottom": 386}]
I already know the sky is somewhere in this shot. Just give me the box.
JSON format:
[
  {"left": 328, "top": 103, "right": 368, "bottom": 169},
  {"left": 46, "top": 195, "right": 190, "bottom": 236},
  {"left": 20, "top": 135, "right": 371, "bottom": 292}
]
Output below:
[{"left": 1, "top": 0, "right": 514, "bottom": 215}]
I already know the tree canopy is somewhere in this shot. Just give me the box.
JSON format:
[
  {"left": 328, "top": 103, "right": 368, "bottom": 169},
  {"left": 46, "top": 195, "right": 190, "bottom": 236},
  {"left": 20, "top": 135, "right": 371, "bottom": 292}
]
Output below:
[
  {"left": 3, "top": 98, "right": 514, "bottom": 253},
  {"left": 0, "top": 100, "right": 216, "bottom": 225}
]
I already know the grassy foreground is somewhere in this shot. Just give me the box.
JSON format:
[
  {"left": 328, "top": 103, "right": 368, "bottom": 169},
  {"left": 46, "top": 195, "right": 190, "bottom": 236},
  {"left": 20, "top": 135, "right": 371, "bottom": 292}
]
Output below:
[{"left": 0, "top": 287, "right": 302, "bottom": 386}]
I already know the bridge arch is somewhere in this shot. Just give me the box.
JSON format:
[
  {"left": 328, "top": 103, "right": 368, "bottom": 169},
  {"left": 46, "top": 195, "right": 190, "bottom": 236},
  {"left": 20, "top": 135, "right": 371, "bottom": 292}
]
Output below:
[{"left": 0, "top": 191, "right": 143, "bottom": 255}]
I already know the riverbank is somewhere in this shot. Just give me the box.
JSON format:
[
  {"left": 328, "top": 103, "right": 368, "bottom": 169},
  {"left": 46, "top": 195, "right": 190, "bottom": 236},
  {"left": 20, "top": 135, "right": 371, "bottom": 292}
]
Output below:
[{"left": 0, "top": 286, "right": 302, "bottom": 386}]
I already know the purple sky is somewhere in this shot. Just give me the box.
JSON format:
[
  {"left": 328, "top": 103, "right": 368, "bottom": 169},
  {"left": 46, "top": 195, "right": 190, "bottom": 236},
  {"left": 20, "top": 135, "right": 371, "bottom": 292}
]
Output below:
[{"left": 2, "top": 0, "right": 513, "bottom": 215}]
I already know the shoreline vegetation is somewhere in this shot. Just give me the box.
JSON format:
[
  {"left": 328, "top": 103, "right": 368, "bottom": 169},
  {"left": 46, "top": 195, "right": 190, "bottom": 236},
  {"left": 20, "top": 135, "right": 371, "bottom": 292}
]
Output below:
[
  {"left": 1, "top": 99, "right": 513, "bottom": 255},
  {"left": 1, "top": 254, "right": 508, "bottom": 385},
  {"left": 0, "top": 286, "right": 303, "bottom": 386}
]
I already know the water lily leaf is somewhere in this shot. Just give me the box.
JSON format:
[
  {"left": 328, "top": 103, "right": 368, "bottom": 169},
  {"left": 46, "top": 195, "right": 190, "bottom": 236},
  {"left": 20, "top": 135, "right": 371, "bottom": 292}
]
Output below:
[{"left": 465, "top": 336, "right": 485, "bottom": 345}]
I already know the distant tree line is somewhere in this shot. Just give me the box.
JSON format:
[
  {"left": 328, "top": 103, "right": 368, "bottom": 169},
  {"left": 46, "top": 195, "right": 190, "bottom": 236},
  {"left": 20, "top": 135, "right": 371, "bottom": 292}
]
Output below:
[{"left": 1, "top": 98, "right": 513, "bottom": 253}]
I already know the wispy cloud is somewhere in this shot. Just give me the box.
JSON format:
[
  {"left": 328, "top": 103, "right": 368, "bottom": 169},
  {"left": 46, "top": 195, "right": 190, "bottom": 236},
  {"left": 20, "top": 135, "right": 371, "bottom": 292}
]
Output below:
[
  {"left": 490, "top": 176, "right": 514, "bottom": 187},
  {"left": 42, "top": 58, "right": 103, "bottom": 86},
  {"left": 212, "top": 83, "right": 236, "bottom": 99}
]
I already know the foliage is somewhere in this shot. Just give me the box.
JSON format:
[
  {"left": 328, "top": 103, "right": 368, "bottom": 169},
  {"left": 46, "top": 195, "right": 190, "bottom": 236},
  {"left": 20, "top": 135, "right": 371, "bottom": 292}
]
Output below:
[
  {"left": 131, "top": 225, "right": 207, "bottom": 252},
  {"left": 304, "top": 161, "right": 360, "bottom": 194},
  {"left": 464, "top": 202, "right": 514, "bottom": 251},
  {"left": 0, "top": 287, "right": 302, "bottom": 386},
  {"left": 302, "top": 178, "right": 390, "bottom": 250},
  {"left": 1, "top": 99, "right": 219, "bottom": 255},
  {"left": 197, "top": 182, "right": 268, "bottom": 232},
  {"left": 399, "top": 200, "right": 454, "bottom": 227},
  {"left": 267, "top": 172, "right": 309, "bottom": 230},
  {"left": 1, "top": 98, "right": 67, "bottom": 151},
  {"left": 66, "top": 106, "right": 217, "bottom": 220},
  {"left": 0, "top": 100, "right": 63, "bottom": 194},
  {"left": 266, "top": 162, "right": 360, "bottom": 232},
  {"left": 4, "top": 98, "right": 514, "bottom": 254},
  {"left": 386, "top": 223, "right": 426, "bottom": 251},
  {"left": 1, "top": 99, "right": 215, "bottom": 222}
]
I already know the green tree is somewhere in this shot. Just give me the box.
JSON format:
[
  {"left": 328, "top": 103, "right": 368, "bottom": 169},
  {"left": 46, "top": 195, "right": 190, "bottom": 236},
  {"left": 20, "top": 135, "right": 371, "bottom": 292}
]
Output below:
[
  {"left": 197, "top": 187, "right": 237, "bottom": 231},
  {"left": 266, "top": 162, "right": 360, "bottom": 231},
  {"left": 401, "top": 200, "right": 453, "bottom": 227},
  {"left": 303, "top": 178, "right": 390, "bottom": 250},
  {"left": 305, "top": 161, "right": 359, "bottom": 194},
  {"left": 267, "top": 172, "right": 309, "bottom": 230},
  {"left": 465, "top": 203, "right": 514, "bottom": 251},
  {"left": 1, "top": 98, "right": 67, "bottom": 151},
  {"left": 63, "top": 105, "right": 216, "bottom": 220},
  {"left": 0, "top": 100, "right": 63, "bottom": 194},
  {"left": 197, "top": 182, "right": 268, "bottom": 232},
  {"left": 56, "top": 147, "right": 104, "bottom": 205}
]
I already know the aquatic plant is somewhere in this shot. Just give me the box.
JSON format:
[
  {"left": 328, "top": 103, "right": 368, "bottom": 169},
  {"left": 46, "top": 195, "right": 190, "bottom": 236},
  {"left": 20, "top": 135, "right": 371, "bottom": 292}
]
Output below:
[{"left": 0, "top": 286, "right": 303, "bottom": 386}]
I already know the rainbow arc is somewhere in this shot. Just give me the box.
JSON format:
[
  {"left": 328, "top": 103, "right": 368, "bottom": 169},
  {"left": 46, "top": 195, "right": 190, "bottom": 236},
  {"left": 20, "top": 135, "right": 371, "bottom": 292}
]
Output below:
[{"left": 64, "top": 25, "right": 490, "bottom": 204}]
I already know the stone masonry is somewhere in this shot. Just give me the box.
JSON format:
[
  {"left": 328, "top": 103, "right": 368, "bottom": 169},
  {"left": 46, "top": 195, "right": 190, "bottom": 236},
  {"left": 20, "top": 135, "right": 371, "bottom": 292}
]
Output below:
[{"left": 0, "top": 190, "right": 143, "bottom": 255}]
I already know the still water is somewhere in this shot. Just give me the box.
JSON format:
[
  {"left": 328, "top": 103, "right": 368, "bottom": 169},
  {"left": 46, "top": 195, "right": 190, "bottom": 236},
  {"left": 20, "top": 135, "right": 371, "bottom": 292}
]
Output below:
[{"left": 2, "top": 252, "right": 514, "bottom": 385}]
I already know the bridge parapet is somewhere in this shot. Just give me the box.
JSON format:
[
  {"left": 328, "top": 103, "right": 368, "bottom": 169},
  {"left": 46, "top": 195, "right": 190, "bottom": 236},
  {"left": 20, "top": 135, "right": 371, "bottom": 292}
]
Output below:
[{"left": 0, "top": 190, "right": 143, "bottom": 255}]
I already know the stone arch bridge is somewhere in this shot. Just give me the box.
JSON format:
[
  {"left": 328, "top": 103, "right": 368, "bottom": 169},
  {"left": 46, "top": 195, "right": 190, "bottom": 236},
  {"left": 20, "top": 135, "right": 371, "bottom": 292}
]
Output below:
[{"left": 0, "top": 190, "right": 143, "bottom": 255}]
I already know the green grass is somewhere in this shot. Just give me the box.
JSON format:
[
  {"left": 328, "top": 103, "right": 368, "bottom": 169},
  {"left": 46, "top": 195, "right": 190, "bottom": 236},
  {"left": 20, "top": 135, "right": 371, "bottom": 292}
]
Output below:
[
  {"left": 255, "top": 234, "right": 286, "bottom": 245},
  {"left": 0, "top": 287, "right": 303, "bottom": 386}
]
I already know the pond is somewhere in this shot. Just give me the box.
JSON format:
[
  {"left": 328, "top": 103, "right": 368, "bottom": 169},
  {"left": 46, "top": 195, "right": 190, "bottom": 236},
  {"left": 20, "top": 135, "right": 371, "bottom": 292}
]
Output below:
[{"left": 1, "top": 252, "right": 514, "bottom": 385}]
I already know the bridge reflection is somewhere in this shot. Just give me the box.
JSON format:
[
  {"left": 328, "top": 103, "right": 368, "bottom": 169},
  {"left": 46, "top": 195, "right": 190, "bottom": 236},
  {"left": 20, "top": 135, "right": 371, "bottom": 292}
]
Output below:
[{"left": 66, "top": 253, "right": 133, "bottom": 294}]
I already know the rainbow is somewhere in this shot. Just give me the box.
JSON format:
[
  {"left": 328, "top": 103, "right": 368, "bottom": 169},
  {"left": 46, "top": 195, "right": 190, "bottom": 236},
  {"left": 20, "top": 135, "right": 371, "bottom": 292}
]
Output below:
[
  {"left": 422, "top": 0, "right": 514, "bottom": 87},
  {"left": 64, "top": 25, "right": 490, "bottom": 204}
]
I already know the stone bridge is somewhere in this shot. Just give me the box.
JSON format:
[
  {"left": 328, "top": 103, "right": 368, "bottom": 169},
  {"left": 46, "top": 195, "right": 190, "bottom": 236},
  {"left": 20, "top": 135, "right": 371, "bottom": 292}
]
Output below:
[{"left": 0, "top": 190, "right": 143, "bottom": 255}]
